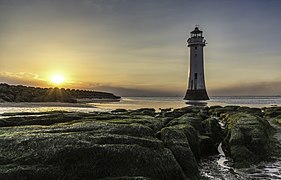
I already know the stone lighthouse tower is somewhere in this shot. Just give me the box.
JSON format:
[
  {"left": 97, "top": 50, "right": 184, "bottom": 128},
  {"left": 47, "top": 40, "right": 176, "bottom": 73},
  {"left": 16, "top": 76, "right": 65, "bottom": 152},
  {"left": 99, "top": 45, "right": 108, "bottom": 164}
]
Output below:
[{"left": 184, "top": 26, "right": 209, "bottom": 100}]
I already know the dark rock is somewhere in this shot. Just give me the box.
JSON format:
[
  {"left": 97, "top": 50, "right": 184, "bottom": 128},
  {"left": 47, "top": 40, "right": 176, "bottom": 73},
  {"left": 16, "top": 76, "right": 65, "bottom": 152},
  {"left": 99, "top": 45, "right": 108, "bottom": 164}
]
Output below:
[
  {"left": 100, "top": 177, "right": 151, "bottom": 180},
  {"left": 263, "top": 107, "right": 281, "bottom": 118},
  {"left": 159, "top": 108, "right": 172, "bottom": 113},
  {"left": 201, "top": 117, "right": 223, "bottom": 146},
  {"left": 129, "top": 108, "right": 156, "bottom": 117},
  {"left": 175, "top": 106, "right": 203, "bottom": 114},
  {"left": 111, "top": 109, "right": 128, "bottom": 113},
  {"left": 229, "top": 145, "right": 255, "bottom": 168},
  {"left": 199, "top": 135, "right": 218, "bottom": 156},
  {"left": 208, "top": 106, "right": 223, "bottom": 110},
  {"left": 223, "top": 106, "right": 240, "bottom": 111},
  {"left": 197, "top": 110, "right": 209, "bottom": 120},
  {"left": 207, "top": 106, "right": 223, "bottom": 116}
]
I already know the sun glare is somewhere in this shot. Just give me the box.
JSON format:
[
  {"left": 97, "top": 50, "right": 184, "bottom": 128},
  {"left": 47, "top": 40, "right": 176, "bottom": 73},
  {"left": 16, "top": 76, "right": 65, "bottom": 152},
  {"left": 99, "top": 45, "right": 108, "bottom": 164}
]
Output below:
[{"left": 51, "top": 74, "right": 65, "bottom": 85}]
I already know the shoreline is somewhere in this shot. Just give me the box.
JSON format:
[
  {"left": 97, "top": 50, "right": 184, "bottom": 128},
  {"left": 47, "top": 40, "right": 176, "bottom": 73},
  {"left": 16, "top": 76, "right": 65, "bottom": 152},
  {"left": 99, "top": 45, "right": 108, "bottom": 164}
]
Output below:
[
  {"left": 0, "top": 98, "right": 121, "bottom": 108},
  {"left": 1, "top": 96, "right": 281, "bottom": 117},
  {"left": 0, "top": 101, "right": 280, "bottom": 110}
]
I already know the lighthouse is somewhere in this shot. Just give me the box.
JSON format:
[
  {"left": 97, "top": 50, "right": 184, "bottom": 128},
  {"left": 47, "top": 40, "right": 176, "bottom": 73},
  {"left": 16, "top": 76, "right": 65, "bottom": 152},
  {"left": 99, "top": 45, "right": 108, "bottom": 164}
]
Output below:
[{"left": 184, "top": 26, "right": 209, "bottom": 100}]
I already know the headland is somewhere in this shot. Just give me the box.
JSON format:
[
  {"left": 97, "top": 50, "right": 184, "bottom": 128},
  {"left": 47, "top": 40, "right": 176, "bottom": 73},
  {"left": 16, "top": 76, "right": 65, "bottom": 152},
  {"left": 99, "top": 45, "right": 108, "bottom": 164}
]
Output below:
[{"left": 0, "top": 83, "right": 120, "bottom": 103}]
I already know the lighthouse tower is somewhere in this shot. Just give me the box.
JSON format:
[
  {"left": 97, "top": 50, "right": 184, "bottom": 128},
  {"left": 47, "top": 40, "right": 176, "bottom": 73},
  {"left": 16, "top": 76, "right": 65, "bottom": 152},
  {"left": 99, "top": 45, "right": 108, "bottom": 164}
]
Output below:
[{"left": 184, "top": 26, "right": 209, "bottom": 100}]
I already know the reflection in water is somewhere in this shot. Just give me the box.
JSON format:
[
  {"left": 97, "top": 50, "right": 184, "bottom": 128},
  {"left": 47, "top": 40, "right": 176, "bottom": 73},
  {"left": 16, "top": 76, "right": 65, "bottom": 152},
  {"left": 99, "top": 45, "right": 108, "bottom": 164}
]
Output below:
[{"left": 185, "top": 100, "right": 208, "bottom": 107}]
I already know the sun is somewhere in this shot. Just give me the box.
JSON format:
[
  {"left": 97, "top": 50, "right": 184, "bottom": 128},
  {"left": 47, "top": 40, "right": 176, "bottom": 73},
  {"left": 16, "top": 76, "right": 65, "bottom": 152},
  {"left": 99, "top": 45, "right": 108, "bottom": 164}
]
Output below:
[{"left": 51, "top": 74, "right": 65, "bottom": 85}]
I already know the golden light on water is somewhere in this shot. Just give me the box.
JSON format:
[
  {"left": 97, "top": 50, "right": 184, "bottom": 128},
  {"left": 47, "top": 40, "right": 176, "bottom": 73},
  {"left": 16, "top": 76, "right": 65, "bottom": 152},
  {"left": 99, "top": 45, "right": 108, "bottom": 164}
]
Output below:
[{"left": 51, "top": 74, "right": 65, "bottom": 85}]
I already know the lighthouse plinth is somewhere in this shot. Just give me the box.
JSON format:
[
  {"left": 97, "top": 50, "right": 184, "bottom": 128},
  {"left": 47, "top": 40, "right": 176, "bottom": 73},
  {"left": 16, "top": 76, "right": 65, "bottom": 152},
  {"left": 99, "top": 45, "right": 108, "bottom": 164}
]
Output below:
[{"left": 184, "top": 26, "right": 209, "bottom": 100}]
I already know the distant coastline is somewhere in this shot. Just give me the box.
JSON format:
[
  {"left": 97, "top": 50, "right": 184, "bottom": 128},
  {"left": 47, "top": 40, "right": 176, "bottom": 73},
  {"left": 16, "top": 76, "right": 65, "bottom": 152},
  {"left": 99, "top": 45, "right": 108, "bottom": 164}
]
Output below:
[{"left": 0, "top": 83, "right": 121, "bottom": 103}]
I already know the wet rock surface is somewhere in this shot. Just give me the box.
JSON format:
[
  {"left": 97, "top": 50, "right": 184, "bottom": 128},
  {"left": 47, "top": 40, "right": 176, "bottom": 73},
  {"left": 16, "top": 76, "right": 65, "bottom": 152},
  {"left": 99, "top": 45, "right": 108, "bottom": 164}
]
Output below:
[{"left": 0, "top": 106, "right": 280, "bottom": 179}]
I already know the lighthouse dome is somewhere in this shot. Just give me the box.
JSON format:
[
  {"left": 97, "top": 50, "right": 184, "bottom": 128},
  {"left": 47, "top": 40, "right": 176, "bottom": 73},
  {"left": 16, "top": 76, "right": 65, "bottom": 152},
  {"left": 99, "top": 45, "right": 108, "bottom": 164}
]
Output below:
[{"left": 191, "top": 27, "right": 202, "bottom": 34}]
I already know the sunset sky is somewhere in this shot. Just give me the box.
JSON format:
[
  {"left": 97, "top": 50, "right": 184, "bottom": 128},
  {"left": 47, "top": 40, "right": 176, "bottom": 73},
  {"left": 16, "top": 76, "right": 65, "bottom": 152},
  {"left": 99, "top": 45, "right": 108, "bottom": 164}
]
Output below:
[{"left": 1, "top": 0, "right": 281, "bottom": 96}]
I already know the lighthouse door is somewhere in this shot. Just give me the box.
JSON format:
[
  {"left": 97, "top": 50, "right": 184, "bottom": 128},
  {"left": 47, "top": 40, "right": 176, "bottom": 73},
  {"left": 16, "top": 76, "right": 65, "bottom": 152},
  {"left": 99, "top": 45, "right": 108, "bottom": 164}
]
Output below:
[{"left": 194, "top": 73, "right": 198, "bottom": 90}]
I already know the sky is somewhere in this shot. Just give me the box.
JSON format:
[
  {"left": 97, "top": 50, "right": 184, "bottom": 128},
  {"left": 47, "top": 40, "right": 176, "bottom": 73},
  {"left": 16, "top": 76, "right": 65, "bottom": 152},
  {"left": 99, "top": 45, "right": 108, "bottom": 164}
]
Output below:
[{"left": 0, "top": 0, "right": 281, "bottom": 96}]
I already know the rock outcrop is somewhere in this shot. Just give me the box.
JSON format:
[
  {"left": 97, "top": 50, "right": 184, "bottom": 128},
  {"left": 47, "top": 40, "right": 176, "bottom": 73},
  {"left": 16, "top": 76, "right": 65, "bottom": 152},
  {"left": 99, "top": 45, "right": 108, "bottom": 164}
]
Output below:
[
  {"left": 0, "top": 105, "right": 279, "bottom": 179},
  {"left": 0, "top": 111, "right": 199, "bottom": 180}
]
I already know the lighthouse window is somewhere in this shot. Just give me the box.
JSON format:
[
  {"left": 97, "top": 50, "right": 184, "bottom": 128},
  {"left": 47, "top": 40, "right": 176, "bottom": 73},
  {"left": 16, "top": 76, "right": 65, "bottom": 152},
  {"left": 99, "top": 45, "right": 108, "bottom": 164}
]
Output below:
[
  {"left": 195, "top": 46, "right": 197, "bottom": 49},
  {"left": 195, "top": 54, "right": 197, "bottom": 57},
  {"left": 195, "top": 73, "right": 198, "bottom": 79}
]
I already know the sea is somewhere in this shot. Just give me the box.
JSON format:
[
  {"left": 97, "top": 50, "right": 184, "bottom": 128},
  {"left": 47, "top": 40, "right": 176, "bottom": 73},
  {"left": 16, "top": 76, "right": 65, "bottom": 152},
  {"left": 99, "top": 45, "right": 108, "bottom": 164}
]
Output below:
[
  {"left": 0, "top": 96, "right": 281, "bottom": 180},
  {"left": 2, "top": 96, "right": 281, "bottom": 114}
]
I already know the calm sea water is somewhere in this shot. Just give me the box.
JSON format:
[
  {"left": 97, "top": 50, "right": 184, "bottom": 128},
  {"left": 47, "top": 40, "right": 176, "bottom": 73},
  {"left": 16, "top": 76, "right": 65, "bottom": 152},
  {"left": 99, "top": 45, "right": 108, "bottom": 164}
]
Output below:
[
  {"left": 93, "top": 96, "right": 281, "bottom": 111},
  {"left": 1, "top": 96, "right": 281, "bottom": 114},
  {"left": 0, "top": 96, "right": 281, "bottom": 179}
]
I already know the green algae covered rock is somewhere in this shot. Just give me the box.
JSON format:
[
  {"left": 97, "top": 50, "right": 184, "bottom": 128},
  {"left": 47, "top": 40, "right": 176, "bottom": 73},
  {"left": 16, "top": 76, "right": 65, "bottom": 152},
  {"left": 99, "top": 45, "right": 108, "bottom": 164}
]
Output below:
[
  {"left": 167, "top": 113, "right": 203, "bottom": 131},
  {"left": 222, "top": 113, "right": 273, "bottom": 168},
  {"left": 208, "top": 106, "right": 241, "bottom": 117},
  {"left": 0, "top": 112, "right": 199, "bottom": 180},
  {"left": 161, "top": 106, "right": 204, "bottom": 119},
  {"left": 129, "top": 108, "right": 156, "bottom": 117},
  {"left": 274, "top": 115, "right": 281, "bottom": 126},
  {"left": 201, "top": 117, "right": 222, "bottom": 145},
  {"left": 160, "top": 125, "right": 199, "bottom": 180},
  {"left": 163, "top": 110, "right": 223, "bottom": 158},
  {"left": 263, "top": 107, "right": 281, "bottom": 118},
  {"left": 237, "top": 107, "right": 262, "bottom": 117}
]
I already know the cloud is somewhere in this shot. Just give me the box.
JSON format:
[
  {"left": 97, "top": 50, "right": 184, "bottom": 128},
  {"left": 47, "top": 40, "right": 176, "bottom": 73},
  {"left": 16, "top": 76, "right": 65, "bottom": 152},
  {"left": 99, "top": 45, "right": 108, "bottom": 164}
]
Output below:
[
  {"left": 210, "top": 81, "right": 281, "bottom": 96},
  {"left": 0, "top": 71, "right": 46, "bottom": 87},
  {"left": 0, "top": 72, "right": 39, "bottom": 79}
]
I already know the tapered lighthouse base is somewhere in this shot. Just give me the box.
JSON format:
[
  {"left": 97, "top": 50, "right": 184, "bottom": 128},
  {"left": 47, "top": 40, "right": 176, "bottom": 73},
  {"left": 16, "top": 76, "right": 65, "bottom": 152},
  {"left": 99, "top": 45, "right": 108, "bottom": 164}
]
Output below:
[{"left": 184, "top": 89, "right": 209, "bottom": 100}]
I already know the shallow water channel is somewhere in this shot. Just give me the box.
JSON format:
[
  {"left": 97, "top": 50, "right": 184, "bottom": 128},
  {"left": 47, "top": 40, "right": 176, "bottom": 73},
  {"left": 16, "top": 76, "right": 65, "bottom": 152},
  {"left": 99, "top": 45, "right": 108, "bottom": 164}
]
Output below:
[{"left": 199, "top": 119, "right": 281, "bottom": 180}]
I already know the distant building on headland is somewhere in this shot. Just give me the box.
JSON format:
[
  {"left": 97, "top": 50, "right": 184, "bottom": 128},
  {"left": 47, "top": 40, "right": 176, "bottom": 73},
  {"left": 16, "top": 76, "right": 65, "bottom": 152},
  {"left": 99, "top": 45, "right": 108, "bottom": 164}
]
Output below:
[{"left": 184, "top": 26, "right": 209, "bottom": 100}]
